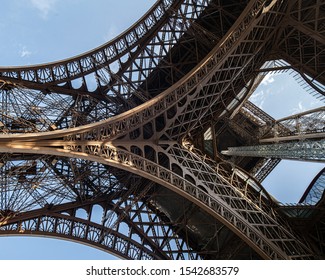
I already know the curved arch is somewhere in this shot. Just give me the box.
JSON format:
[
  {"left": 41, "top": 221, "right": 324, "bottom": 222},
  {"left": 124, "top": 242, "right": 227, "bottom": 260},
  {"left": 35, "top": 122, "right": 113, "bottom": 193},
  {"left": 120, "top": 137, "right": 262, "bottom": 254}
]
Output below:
[
  {"left": 0, "top": 190, "right": 204, "bottom": 260},
  {"left": 0, "top": 212, "right": 160, "bottom": 260},
  {"left": 0, "top": 0, "right": 216, "bottom": 103},
  {"left": 0, "top": 0, "right": 270, "bottom": 142},
  {"left": 300, "top": 167, "right": 325, "bottom": 205},
  {"left": 0, "top": 143, "right": 314, "bottom": 259},
  {"left": 0, "top": 1, "right": 180, "bottom": 84}
]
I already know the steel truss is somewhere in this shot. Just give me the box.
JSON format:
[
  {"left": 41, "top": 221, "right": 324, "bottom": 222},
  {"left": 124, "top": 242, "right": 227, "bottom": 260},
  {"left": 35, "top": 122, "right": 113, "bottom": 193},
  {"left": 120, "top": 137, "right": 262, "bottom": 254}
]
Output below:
[
  {"left": 222, "top": 139, "right": 325, "bottom": 162},
  {"left": 222, "top": 106, "right": 325, "bottom": 162},
  {"left": 0, "top": 190, "right": 201, "bottom": 260},
  {"left": 260, "top": 106, "right": 325, "bottom": 143},
  {"left": 300, "top": 168, "right": 325, "bottom": 205},
  {"left": 0, "top": 0, "right": 324, "bottom": 259}
]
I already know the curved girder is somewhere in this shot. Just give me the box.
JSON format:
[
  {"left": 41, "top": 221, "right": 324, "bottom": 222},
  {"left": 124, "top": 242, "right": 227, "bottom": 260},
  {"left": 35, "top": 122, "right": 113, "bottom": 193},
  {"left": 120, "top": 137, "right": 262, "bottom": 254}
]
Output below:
[
  {"left": 0, "top": 0, "right": 318, "bottom": 259},
  {"left": 0, "top": 0, "right": 213, "bottom": 109},
  {"left": 0, "top": 0, "right": 180, "bottom": 85},
  {"left": 1, "top": 214, "right": 160, "bottom": 260},
  {"left": 164, "top": 0, "right": 287, "bottom": 140},
  {"left": 0, "top": 199, "right": 175, "bottom": 260},
  {"left": 275, "top": 0, "right": 325, "bottom": 88},
  {"left": 0, "top": 140, "right": 316, "bottom": 259},
  {"left": 300, "top": 167, "right": 325, "bottom": 205},
  {"left": 0, "top": 0, "right": 281, "bottom": 143},
  {"left": 0, "top": 153, "right": 258, "bottom": 260},
  {"left": 1, "top": 0, "right": 219, "bottom": 134},
  {"left": 0, "top": 172, "right": 206, "bottom": 260}
]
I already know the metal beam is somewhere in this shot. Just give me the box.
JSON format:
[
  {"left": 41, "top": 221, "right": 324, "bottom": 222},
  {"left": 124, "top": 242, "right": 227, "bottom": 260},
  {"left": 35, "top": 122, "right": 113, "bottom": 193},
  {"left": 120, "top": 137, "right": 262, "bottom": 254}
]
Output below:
[
  {"left": 260, "top": 106, "right": 325, "bottom": 143},
  {"left": 287, "top": 17, "right": 325, "bottom": 45},
  {"left": 222, "top": 139, "right": 325, "bottom": 162}
]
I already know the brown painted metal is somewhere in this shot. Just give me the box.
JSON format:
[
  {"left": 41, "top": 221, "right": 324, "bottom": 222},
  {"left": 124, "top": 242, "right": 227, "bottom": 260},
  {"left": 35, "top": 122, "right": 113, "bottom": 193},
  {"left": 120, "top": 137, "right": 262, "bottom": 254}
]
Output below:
[{"left": 0, "top": 0, "right": 324, "bottom": 259}]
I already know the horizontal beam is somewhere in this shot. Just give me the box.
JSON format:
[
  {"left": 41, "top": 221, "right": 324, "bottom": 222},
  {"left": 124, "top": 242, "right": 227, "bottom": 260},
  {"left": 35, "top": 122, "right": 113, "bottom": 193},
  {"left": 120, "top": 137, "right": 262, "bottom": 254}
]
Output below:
[
  {"left": 260, "top": 132, "right": 325, "bottom": 143},
  {"left": 222, "top": 139, "right": 325, "bottom": 162}
]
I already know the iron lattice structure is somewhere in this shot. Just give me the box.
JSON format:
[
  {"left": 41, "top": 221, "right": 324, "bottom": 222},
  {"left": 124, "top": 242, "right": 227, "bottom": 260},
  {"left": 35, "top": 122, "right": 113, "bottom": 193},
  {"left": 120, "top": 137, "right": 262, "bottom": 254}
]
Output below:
[{"left": 0, "top": 0, "right": 324, "bottom": 259}]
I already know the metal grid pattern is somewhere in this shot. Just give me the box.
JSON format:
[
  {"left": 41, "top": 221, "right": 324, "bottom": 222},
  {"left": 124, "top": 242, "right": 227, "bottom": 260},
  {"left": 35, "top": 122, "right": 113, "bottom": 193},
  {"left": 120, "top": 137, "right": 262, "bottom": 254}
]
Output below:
[{"left": 0, "top": 0, "right": 324, "bottom": 259}]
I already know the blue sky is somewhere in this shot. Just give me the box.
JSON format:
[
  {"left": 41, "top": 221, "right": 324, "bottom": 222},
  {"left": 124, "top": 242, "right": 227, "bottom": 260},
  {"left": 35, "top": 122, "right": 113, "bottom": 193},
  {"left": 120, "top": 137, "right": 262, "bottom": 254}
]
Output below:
[{"left": 0, "top": 0, "right": 324, "bottom": 259}]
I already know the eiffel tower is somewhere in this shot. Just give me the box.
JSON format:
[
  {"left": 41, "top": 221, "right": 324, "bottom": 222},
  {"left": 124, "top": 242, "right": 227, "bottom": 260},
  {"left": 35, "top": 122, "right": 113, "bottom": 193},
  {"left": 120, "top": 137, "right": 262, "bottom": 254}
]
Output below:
[{"left": 0, "top": 0, "right": 324, "bottom": 260}]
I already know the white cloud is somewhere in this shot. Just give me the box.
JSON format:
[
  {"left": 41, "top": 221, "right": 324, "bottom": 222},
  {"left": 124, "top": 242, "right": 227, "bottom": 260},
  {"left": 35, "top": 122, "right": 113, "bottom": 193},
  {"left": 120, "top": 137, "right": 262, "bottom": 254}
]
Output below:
[
  {"left": 290, "top": 101, "right": 307, "bottom": 115},
  {"left": 19, "top": 46, "right": 32, "bottom": 58},
  {"left": 249, "top": 89, "right": 266, "bottom": 109},
  {"left": 261, "top": 72, "right": 277, "bottom": 86},
  {"left": 30, "top": 0, "right": 57, "bottom": 19},
  {"left": 298, "top": 101, "right": 305, "bottom": 111}
]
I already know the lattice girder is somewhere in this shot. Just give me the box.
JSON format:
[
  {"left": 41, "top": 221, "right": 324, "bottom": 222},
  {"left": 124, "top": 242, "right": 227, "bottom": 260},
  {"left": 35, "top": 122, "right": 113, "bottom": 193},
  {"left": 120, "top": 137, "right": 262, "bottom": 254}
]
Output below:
[
  {"left": 0, "top": 0, "right": 276, "bottom": 144},
  {"left": 0, "top": 152, "right": 254, "bottom": 260},
  {"left": 222, "top": 139, "right": 325, "bottom": 162},
  {"left": 0, "top": 0, "right": 324, "bottom": 260},
  {"left": 0, "top": 1, "right": 214, "bottom": 114},
  {"left": 275, "top": 0, "right": 325, "bottom": 88},
  {"left": 300, "top": 168, "right": 325, "bottom": 205},
  {"left": 0, "top": 172, "right": 209, "bottom": 260},
  {"left": 1, "top": 0, "right": 260, "bottom": 135},
  {"left": 260, "top": 106, "right": 325, "bottom": 143},
  {"left": 0, "top": 135, "right": 317, "bottom": 259},
  {"left": 0, "top": 197, "right": 183, "bottom": 260},
  {"left": 0, "top": 1, "right": 183, "bottom": 85}
]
